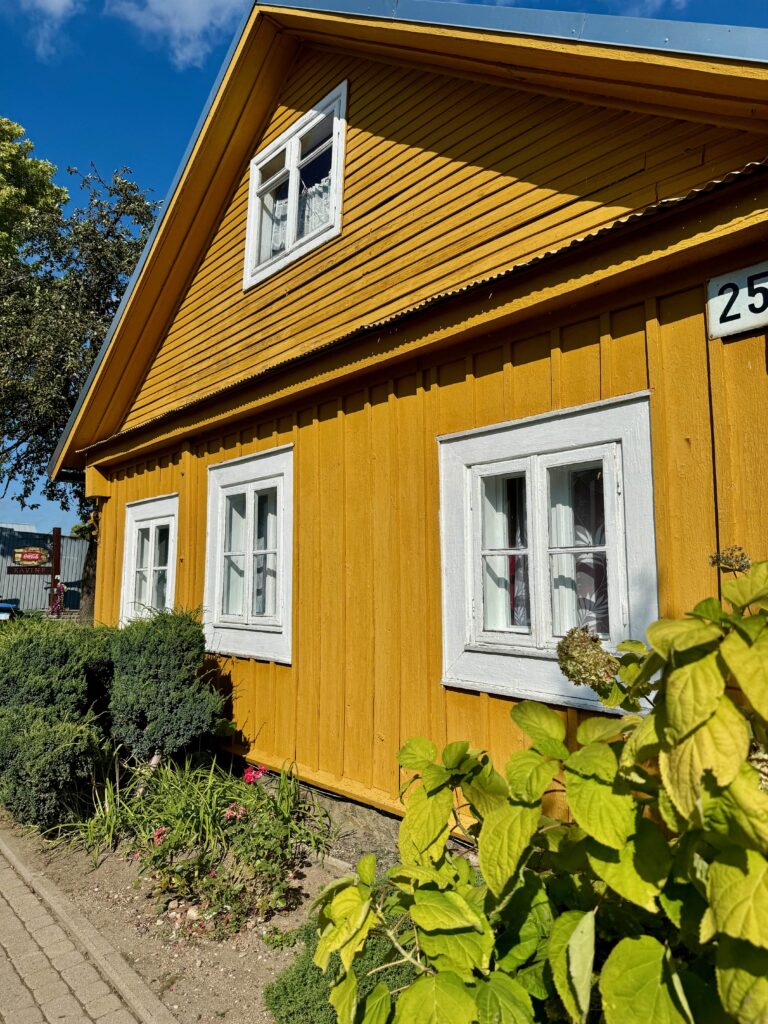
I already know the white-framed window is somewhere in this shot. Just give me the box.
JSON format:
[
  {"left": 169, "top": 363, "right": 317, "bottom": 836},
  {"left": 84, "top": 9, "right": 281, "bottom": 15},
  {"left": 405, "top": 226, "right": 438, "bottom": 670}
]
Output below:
[
  {"left": 438, "top": 393, "right": 658, "bottom": 711},
  {"left": 243, "top": 81, "right": 347, "bottom": 290},
  {"left": 120, "top": 494, "right": 179, "bottom": 621},
  {"left": 203, "top": 446, "right": 293, "bottom": 663}
]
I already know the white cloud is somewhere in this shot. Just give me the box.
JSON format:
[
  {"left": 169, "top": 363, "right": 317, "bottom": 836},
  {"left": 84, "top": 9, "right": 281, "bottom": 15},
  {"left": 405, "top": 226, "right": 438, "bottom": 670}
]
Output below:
[
  {"left": 105, "top": 0, "right": 248, "bottom": 68},
  {"left": 18, "top": 0, "right": 82, "bottom": 58},
  {"left": 615, "top": 0, "right": 689, "bottom": 15}
]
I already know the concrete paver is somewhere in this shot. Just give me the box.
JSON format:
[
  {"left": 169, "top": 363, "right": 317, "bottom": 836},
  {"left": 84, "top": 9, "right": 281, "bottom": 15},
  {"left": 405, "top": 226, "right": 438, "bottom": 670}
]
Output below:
[{"left": 0, "top": 852, "right": 141, "bottom": 1024}]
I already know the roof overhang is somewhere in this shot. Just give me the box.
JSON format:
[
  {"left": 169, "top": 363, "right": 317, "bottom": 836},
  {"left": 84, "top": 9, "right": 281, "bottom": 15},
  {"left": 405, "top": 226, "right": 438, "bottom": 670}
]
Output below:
[{"left": 49, "top": 0, "right": 768, "bottom": 479}]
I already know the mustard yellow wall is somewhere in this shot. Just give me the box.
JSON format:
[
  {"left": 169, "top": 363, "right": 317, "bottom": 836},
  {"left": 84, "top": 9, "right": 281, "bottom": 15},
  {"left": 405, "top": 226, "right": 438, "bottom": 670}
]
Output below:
[
  {"left": 93, "top": 281, "right": 768, "bottom": 814},
  {"left": 120, "top": 43, "right": 768, "bottom": 433}
]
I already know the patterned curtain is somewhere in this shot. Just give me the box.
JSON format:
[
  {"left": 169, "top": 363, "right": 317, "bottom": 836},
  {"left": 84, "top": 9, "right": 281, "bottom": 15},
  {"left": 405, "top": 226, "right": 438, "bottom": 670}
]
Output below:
[{"left": 298, "top": 176, "right": 331, "bottom": 237}]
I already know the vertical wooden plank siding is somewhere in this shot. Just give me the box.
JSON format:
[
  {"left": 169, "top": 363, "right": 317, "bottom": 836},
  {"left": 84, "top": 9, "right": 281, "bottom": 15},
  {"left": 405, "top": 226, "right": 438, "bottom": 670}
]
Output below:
[
  {"left": 119, "top": 44, "right": 768, "bottom": 433},
  {"left": 95, "top": 284, "right": 767, "bottom": 814}
]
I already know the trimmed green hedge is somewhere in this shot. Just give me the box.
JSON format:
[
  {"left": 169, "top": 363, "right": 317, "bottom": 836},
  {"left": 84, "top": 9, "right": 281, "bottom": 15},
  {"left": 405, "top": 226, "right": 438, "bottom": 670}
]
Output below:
[
  {"left": 0, "top": 618, "right": 114, "bottom": 718},
  {"left": 0, "top": 705, "right": 103, "bottom": 829},
  {"left": 109, "top": 610, "right": 223, "bottom": 759}
]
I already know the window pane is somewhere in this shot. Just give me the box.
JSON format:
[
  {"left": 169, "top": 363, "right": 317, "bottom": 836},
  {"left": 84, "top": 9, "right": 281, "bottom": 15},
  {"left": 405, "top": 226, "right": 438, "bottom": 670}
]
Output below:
[
  {"left": 482, "top": 474, "right": 526, "bottom": 549},
  {"left": 155, "top": 525, "right": 169, "bottom": 568},
  {"left": 134, "top": 569, "right": 148, "bottom": 608},
  {"left": 259, "top": 148, "right": 285, "bottom": 184},
  {"left": 550, "top": 552, "right": 609, "bottom": 637},
  {"left": 483, "top": 554, "right": 530, "bottom": 632},
  {"left": 152, "top": 569, "right": 167, "bottom": 611},
  {"left": 258, "top": 177, "right": 289, "bottom": 263},
  {"left": 297, "top": 147, "right": 332, "bottom": 241},
  {"left": 136, "top": 527, "right": 150, "bottom": 569},
  {"left": 549, "top": 463, "right": 605, "bottom": 548},
  {"left": 255, "top": 489, "right": 277, "bottom": 551},
  {"left": 222, "top": 555, "right": 245, "bottom": 616},
  {"left": 225, "top": 493, "right": 247, "bottom": 553},
  {"left": 300, "top": 114, "right": 333, "bottom": 159},
  {"left": 252, "top": 553, "right": 277, "bottom": 617}
]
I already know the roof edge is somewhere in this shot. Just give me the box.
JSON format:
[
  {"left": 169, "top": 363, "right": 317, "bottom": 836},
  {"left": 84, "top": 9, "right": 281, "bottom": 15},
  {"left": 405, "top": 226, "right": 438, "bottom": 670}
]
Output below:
[{"left": 258, "top": 0, "right": 768, "bottom": 66}]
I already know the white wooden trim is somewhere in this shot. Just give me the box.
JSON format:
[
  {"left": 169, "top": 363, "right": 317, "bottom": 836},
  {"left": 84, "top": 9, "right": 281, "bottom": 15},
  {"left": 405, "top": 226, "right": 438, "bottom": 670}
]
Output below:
[
  {"left": 243, "top": 81, "right": 347, "bottom": 291},
  {"left": 438, "top": 393, "right": 658, "bottom": 709},
  {"left": 203, "top": 447, "right": 294, "bottom": 664},
  {"left": 119, "top": 493, "right": 179, "bottom": 624}
]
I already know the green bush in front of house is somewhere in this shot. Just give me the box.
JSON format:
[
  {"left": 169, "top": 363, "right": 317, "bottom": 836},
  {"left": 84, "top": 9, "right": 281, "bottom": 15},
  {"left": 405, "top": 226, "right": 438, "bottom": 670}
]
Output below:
[
  {"left": 0, "top": 705, "right": 103, "bottom": 829},
  {"left": 314, "top": 560, "right": 768, "bottom": 1024},
  {"left": 0, "top": 617, "right": 115, "bottom": 719},
  {"left": 109, "top": 610, "right": 223, "bottom": 760}
]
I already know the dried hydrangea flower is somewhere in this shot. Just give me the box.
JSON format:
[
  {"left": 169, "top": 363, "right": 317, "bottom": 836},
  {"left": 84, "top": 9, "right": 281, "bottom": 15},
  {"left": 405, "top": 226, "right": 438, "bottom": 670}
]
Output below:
[
  {"left": 557, "top": 626, "right": 620, "bottom": 693},
  {"left": 709, "top": 545, "right": 751, "bottom": 574}
]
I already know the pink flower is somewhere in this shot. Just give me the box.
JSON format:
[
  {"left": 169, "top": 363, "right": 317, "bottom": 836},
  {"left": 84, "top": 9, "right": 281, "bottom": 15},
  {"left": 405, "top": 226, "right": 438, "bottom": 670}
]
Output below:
[
  {"left": 208, "top": 869, "right": 216, "bottom": 878},
  {"left": 153, "top": 826, "right": 169, "bottom": 847},
  {"left": 224, "top": 803, "right": 237, "bottom": 820},
  {"left": 244, "top": 765, "right": 267, "bottom": 784}
]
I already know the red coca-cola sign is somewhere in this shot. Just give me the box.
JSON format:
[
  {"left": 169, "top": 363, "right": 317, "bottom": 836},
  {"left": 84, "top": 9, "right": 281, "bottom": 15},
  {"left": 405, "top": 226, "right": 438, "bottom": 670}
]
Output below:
[{"left": 13, "top": 547, "right": 50, "bottom": 567}]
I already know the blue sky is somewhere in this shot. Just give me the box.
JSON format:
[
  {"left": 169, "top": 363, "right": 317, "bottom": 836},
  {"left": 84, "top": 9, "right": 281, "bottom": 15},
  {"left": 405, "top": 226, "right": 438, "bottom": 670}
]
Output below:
[{"left": 2, "top": 0, "right": 768, "bottom": 533}]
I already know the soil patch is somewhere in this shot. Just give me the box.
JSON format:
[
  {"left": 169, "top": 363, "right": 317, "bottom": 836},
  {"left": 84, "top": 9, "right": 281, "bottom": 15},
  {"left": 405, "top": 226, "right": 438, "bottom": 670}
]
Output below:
[{"left": 0, "top": 814, "right": 341, "bottom": 1024}]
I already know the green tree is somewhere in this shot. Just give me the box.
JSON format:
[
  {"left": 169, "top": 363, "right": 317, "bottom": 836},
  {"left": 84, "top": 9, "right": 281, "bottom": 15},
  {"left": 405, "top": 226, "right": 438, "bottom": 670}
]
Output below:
[{"left": 0, "top": 118, "right": 158, "bottom": 515}]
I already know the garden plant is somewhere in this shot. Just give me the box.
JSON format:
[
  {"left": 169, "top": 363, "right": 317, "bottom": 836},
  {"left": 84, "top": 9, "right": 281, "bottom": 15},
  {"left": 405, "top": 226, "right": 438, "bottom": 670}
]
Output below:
[{"left": 314, "top": 556, "right": 768, "bottom": 1023}]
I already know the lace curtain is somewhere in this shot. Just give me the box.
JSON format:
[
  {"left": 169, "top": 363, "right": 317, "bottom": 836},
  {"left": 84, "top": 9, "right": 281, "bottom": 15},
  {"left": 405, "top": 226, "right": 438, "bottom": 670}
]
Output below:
[
  {"left": 298, "top": 175, "right": 331, "bottom": 237},
  {"left": 482, "top": 476, "right": 529, "bottom": 631}
]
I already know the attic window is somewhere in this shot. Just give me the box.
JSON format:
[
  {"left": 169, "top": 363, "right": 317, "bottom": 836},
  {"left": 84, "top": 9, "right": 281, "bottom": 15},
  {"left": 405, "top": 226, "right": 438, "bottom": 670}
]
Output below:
[{"left": 243, "top": 81, "right": 347, "bottom": 289}]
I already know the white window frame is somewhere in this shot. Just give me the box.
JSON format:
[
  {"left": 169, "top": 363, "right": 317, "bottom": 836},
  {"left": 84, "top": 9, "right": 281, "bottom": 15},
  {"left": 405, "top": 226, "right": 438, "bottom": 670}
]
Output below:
[
  {"left": 243, "top": 81, "right": 348, "bottom": 290},
  {"left": 204, "top": 446, "right": 294, "bottom": 663},
  {"left": 120, "top": 494, "right": 179, "bottom": 623},
  {"left": 438, "top": 393, "right": 658, "bottom": 711}
]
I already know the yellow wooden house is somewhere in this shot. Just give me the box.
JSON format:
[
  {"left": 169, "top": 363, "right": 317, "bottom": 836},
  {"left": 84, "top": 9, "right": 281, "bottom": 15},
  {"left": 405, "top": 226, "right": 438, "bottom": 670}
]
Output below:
[{"left": 50, "top": 1, "right": 768, "bottom": 815}]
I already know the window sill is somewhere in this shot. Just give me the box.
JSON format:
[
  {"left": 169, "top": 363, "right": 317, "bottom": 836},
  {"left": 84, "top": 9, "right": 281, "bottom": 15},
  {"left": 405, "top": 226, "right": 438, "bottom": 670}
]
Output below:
[
  {"left": 204, "top": 620, "right": 291, "bottom": 664},
  {"left": 242, "top": 221, "right": 341, "bottom": 291},
  {"left": 442, "top": 646, "right": 611, "bottom": 711}
]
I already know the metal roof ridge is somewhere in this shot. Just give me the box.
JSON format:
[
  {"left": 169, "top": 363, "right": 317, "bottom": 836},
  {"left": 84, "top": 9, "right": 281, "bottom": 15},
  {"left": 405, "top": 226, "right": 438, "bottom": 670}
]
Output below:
[{"left": 258, "top": 0, "right": 768, "bottom": 65}]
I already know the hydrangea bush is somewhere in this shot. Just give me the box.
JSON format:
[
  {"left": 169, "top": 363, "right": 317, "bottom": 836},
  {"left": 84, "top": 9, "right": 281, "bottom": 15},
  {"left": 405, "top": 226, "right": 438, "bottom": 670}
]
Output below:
[{"left": 314, "top": 560, "right": 768, "bottom": 1023}]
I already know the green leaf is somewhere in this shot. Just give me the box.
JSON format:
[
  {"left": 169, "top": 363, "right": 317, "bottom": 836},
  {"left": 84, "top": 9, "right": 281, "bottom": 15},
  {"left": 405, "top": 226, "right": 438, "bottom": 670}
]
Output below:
[
  {"left": 511, "top": 702, "right": 566, "bottom": 745},
  {"left": 495, "top": 872, "right": 552, "bottom": 971},
  {"left": 664, "top": 651, "right": 726, "bottom": 742},
  {"left": 716, "top": 937, "right": 768, "bottom": 1024},
  {"left": 548, "top": 911, "right": 590, "bottom": 1023},
  {"left": 587, "top": 819, "right": 671, "bottom": 912},
  {"left": 577, "top": 715, "right": 639, "bottom": 746},
  {"left": 462, "top": 762, "right": 510, "bottom": 819},
  {"left": 399, "top": 737, "right": 438, "bottom": 770},
  {"left": 443, "top": 741, "right": 471, "bottom": 770},
  {"left": 647, "top": 618, "right": 723, "bottom": 658},
  {"left": 418, "top": 920, "right": 494, "bottom": 981},
  {"left": 720, "top": 629, "right": 768, "bottom": 723},
  {"left": 620, "top": 712, "right": 661, "bottom": 767},
  {"left": 360, "top": 982, "right": 392, "bottom": 1024},
  {"left": 659, "top": 696, "right": 749, "bottom": 816},
  {"left": 478, "top": 802, "right": 539, "bottom": 897},
  {"left": 411, "top": 890, "right": 484, "bottom": 933},
  {"left": 357, "top": 854, "right": 376, "bottom": 888},
  {"left": 617, "top": 639, "right": 650, "bottom": 656},
  {"left": 314, "top": 888, "right": 372, "bottom": 972},
  {"left": 678, "top": 970, "right": 731, "bottom": 1024},
  {"left": 398, "top": 783, "right": 453, "bottom": 866},
  {"left": 393, "top": 973, "right": 478, "bottom": 1024},
  {"left": 708, "top": 848, "right": 768, "bottom": 950},
  {"left": 533, "top": 737, "right": 571, "bottom": 761},
  {"left": 475, "top": 973, "right": 534, "bottom": 1024},
  {"left": 505, "top": 750, "right": 559, "bottom": 804},
  {"left": 422, "top": 764, "right": 453, "bottom": 792},
  {"left": 515, "top": 959, "right": 551, "bottom": 1001},
  {"left": 600, "top": 936, "right": 690, "bottom": 1024},
  {"left": 722, "top": 562, "right": 768, "bottom": 611},
  {"left": 330, "top": 970, "right": 358, "bottom": 1024},
  {"left": 565, "top": 745, "right": 635, "bottom": 850},
  {"left": 567, "top": 911, "right": 595, "bottom": 1023},
  {"left": 703, "top": 763, "right": 768, "bottom": 853},
  {"left": 657, "top": 788, "right": 687, "bottom": 832},
  {"left": 690, "top": 598, "right": 726, "bottom": 623}
]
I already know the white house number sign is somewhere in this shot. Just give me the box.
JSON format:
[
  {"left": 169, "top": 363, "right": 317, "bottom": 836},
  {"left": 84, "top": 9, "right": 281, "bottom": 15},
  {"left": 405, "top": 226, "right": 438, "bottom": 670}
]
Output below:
[{"left": 707, "top": 259, "right": 768, "bottom": 339}]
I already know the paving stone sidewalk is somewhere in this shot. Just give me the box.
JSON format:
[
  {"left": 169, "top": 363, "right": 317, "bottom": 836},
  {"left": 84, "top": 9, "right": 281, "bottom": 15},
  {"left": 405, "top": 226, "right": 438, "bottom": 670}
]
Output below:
[{"left": 0, "top": 850, "right": 140, "bottom": 1024}]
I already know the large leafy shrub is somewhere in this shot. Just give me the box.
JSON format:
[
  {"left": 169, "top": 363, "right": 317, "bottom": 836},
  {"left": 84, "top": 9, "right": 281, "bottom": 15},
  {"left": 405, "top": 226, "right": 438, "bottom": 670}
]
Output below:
[
  {"left": 68, "top": 759, "right": 332, "bottom": 931},
  {"left": 0, "top": 617, "right": 114, "bottom": 718},
  {"left": 314, "top": 561, "right": 768, "bottom": 1024},
  {"left": 0, "top": 705, "right": 103, "bottom": 828},
  {"left": 265, "top": 921, "right": 417, "bottom": 1024},
  {"left": 110, "top": 611, "right": 223, "bottom": 759}
]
